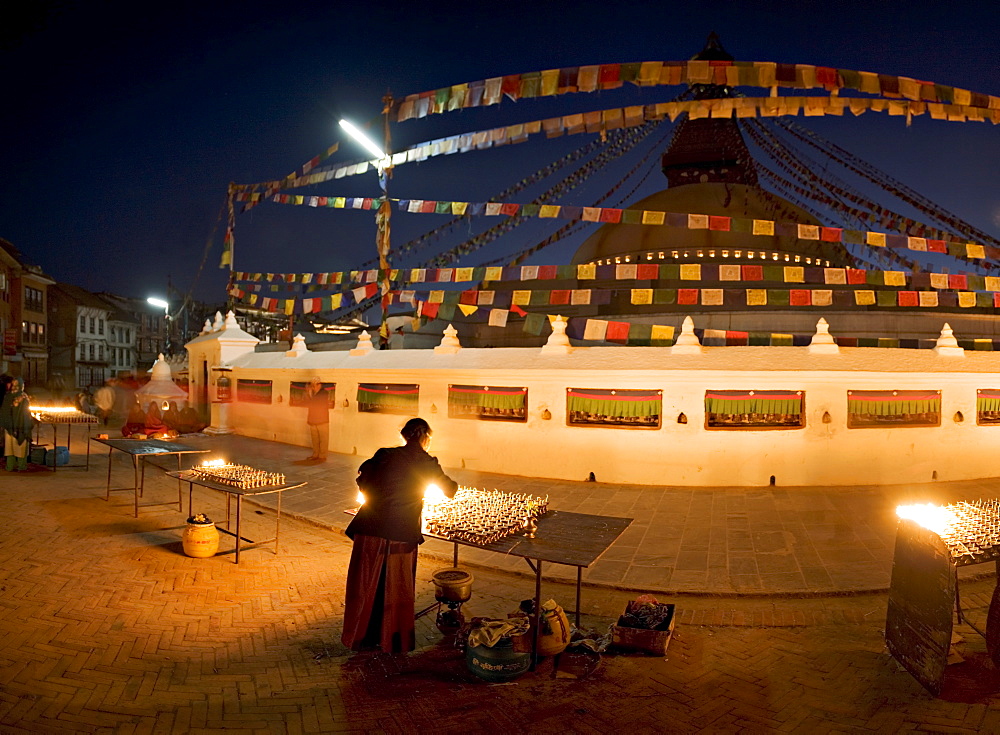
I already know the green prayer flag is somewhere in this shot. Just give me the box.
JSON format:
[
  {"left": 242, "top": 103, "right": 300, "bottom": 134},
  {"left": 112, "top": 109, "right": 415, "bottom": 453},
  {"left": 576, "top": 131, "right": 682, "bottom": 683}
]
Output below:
[{"left": 523, "top": 312, "right": 546, "bottom": 336}]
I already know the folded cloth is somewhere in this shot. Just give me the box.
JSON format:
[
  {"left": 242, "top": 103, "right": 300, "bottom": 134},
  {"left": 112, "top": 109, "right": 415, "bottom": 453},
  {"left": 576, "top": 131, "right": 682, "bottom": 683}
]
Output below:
[{"left": 467, "top": 618, "right": 530, "bottom": 648}]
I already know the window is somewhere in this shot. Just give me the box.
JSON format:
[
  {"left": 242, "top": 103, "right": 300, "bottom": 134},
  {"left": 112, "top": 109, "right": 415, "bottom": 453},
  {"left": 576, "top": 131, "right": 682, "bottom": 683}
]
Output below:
[
  {"left": 98, "top": 319, "right": 104, "bottom": 335},
  {"left": 80, "top": 315, "right": 86, "bottom": 332},
  {"left": 236, "top": 379, "right": 273, "bottom": 404},
  {"left": 88, "top": 344, "right": 95, "bottom": 360},
  {"left": 448, "top": 385, "right": 527, "bottom": 422},
  {"left": 37, "top": 323, "right": 44, "bottom": 343},
  {"left": 847, "top": 390, "right": 940, "bottom": 428},
  {"left": 79, "top": 345, "right": 85, "bottom": 360},
  {"left": 976, "top": 390, "right": 1000, "bottom": 425},
  {"left": 89, "top": 317, "right": 95, "bottom": 333},
  {"left": 21, "top": 321, "right": 28, "bottom": 341},
  {"left": 289, "top": 381, "right": 336, "bottom": 408},
  {"left": 357, "top": 383, "right": 419, "bottom": 415},
  {"left": 567, "top": 388, "right": 661, "bottom": 428},
  {"left": 98, "top": 345, "right": 104, "bottom": 361},
  {"left": 705, "top": 390, "right": 805, "bottom": 429},
  {"left": 24, "top": 287, "right": 43, "bottom": 312}
]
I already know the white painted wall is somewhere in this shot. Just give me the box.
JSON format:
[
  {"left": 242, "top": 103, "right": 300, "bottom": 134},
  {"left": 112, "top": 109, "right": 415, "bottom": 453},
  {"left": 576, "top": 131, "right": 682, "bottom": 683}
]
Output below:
[{"left": 186, "top": 328, "right": 1000, "bottom": 487}]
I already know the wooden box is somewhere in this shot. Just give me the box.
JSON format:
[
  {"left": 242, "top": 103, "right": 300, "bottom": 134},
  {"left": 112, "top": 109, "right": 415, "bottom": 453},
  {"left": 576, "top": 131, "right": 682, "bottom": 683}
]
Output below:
[{"left": 611, "top": 602, "right": 675, "bottom": 655}]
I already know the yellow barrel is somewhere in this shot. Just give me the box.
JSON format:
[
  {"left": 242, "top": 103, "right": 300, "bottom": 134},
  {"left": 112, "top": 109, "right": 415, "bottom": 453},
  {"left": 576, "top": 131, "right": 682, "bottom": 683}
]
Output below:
[{"left": 182, "top": 521, "right": 220, "bottom": 558}]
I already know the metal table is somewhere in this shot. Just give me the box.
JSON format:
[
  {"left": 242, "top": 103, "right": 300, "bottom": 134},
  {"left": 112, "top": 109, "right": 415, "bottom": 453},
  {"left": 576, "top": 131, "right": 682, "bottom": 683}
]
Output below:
[
  {"left": 92, "top": 438, "right": 210, "bottom": 517},
  {"left": 168, "top": 470, "right": 306, "bottom": 563},
  {"left": 32, "top": 413, "right": 98, "bottom": 471},
  {"left": 431, "top": 510, "right": 633, "bottom": 663}
]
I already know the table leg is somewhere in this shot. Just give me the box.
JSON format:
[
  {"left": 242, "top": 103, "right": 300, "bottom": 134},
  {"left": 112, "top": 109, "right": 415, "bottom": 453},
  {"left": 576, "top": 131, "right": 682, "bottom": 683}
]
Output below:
[
  {"left": 235, "top": 495, "right": 242, "bottom": 564},
  {"left": 188, "top": 483, "right": 194, "bottom": 518},
  {"left": 52, "top": 425, "right": 58, "bottom": 473},
  {"left": 85, "top": 425, "right": 91, "bottom": 470},
  {"left": 275, "top": 488, "right": 281, "bottom": 554},
  {"left": 453, "top": 541, "right": 459, "bottom": 568},
  {"left": 576, "top": 567, "right": 582, "bottom": 629},
  {"left": 105, "top": 446, "right": 113, "bottom": 500},
  {"left": 133, "top": 456, "right": 140, "bottom": 518},
  {"left": 175, "top": 455, "right": 183, "bottom": 512},
  {"left": 532, "top": 559, "right": 542, "bottom": 669}
]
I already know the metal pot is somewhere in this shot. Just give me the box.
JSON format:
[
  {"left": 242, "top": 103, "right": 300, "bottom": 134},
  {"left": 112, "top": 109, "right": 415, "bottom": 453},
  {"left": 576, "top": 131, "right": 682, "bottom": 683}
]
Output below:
[{"left": 432, "top": 567, "right": 474, "bottom": 603}]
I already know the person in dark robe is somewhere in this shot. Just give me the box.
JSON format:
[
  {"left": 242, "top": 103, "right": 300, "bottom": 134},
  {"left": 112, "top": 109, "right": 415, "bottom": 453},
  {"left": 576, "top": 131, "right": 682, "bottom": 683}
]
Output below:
[
  {"left": 144, "top": 403, "right": 167, "bottom": 435},
  {"left": 121, "top": 401, "right": 146, "bottom": 437},
  {"left": 342, "top": 418, "right": 458, "bottom": 653},
  {"left": 0, "top": 378, "right": 34, "bottom": 471},
  {"left": 163, "top": 402, "right": 182, "bottom": 432}
]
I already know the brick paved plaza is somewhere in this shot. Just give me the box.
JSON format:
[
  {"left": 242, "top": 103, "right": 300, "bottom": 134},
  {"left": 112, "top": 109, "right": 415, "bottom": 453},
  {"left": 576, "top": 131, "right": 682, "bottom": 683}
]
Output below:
[{"left": 3, "top": 434, "right": 1000, "bottom": 733}]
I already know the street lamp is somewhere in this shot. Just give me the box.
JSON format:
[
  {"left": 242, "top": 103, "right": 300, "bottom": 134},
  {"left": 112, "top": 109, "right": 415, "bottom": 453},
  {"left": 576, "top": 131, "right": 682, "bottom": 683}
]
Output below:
[
  {"left": 340, "top": 113, "right": 394, "bottom": 348},
  {"left": 147, "top": 297, "right": 169, "bottom": 355}
]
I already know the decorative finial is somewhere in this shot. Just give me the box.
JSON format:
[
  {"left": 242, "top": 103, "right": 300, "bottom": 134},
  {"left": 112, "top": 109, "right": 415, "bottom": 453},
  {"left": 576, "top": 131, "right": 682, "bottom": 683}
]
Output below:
[
  {"left": 934, "top": 323, "right": 965, "bottom": 357},
  {"left": 809, "top": 317, "right": 840, "bottom": 354},
  {"left": 434, "top": 324, "right": 462, "bottom": 354},
  {"left": 671, "top": 316, "right": 703, "bottom": 354},
  {"left": 541, "top": 315, "right": 572, "bottom": 353}
]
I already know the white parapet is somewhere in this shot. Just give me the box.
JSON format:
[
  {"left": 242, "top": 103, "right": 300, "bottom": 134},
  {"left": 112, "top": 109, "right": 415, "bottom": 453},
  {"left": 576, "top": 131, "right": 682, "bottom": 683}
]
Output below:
[
  {"left": 434, "top": 324, "right": 462, "bottom": 354},
  {"left": 809, "top": 318, "right": 840, "bottom": 354},
  {"left": 934, "top": 323, "right": 965, "bottom": 357},
  {"left": 671, "top": 316, "right": 703, "bottom": 355}
]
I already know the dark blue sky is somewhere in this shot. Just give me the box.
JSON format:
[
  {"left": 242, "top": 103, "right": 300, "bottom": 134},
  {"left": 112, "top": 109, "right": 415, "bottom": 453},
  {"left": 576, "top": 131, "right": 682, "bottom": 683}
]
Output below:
[{"left": 1, "top": 0, "right": 998, "bottom": 308}]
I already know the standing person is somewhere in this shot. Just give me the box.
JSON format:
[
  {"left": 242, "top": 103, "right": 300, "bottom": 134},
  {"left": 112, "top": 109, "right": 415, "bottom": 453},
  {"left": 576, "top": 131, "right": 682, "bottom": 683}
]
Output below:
[
  {"left": 342, "top": 418, "right": 458, "bottom": 653},
  {"left": 0, "top": 378, "right": 35, "bottom": 471},
  {"left": 304, "top": 377, "right": 329, "bottom": 461},
  {"left": 92, "top": 379, "right": 116, "bottom": 425}
]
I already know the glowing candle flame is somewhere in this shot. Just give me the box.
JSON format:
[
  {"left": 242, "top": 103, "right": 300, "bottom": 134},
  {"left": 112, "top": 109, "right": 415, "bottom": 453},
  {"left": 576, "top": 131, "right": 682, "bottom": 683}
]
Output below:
[
  {"left": 896, "top": 503, "right": 958, "bottom": 535},
  {"left": 423, "top": 484, "right": 447, "bottom": 503},
  {"left": 201, "top": 459, "right": 228, "bottom": 467},
  {"left": 356, "top": 491, "right": 366, "bottom": 506}
]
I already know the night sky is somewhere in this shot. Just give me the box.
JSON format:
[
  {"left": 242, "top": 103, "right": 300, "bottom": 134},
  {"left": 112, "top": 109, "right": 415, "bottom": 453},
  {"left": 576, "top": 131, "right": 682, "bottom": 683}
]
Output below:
[{"left": 1, "top": 0, "right": 998, "bottom": 313}]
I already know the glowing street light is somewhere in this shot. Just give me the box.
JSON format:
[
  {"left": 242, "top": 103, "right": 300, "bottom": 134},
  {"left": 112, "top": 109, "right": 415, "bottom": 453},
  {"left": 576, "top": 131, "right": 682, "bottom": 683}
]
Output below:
[
  {"left": 338, "top": 119, "right": 387, "bottom": 163},
  {"left": 147, "top": 297, "right": 170, "bottom": 354},
  {"left": 146, "top": 297, "right": 168, "bottom": 313}
]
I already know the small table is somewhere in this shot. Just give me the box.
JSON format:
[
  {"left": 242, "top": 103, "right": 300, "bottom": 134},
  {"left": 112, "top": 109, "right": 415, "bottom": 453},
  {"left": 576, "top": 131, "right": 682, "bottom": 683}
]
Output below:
[
  {"left": 168, "top": 470, "right": 306, "bottom": 563},
  {"left": 32, "top": 412, "right": 98, "bottom": 471},
  {"left": 431, "top": 510, "right": 633, "bottom": 664},
  {"left": 92, "top": 438, "right": 211, "bottom": 517}
]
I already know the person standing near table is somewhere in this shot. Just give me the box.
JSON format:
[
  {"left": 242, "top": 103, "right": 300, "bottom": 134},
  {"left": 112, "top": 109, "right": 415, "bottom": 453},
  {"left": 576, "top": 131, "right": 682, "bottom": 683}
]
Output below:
[
  {"left": 304, "top": 377, "right": 329, "bottom": 461},
  {"left": 342, "top": 418, "right": 458, "bottom": 653},
  {"left": 0, "top": 378, "right": 34, "bottom": 471}
]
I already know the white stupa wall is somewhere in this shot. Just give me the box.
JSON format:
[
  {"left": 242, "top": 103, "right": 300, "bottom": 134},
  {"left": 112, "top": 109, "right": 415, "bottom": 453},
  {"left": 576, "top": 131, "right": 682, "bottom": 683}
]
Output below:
[{"left": 183, "top": 334, "right": 1000, "bottom": 487}]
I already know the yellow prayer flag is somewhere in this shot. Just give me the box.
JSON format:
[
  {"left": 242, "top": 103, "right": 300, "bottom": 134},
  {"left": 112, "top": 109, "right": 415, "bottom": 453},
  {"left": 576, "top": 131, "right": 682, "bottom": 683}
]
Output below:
[
  {"left": 985, "top": 277, "right": 1000, "bottom": 292},
  {"left": 884, "top": 271, "right": 906, "bottom": 287},
  {"left": 752, "top": 219, "right": 775, "bottom": 236},
  {"left": 783, "top": 266, "right": 804, "bottom": 283},
  {"left": 651, "top": 325, "right": 675, "bottom": 342},
  {"left": 576, "top": 263, "right": 596, "bottom": 280},
  {"left": 865, "top": 232, "right": 886, "bottom": 247},
  {"left": 854, "top": 290, "right": 876, "bottom": 306},
  {"left": 747, "top": 289, "right": 767, "bottom": 306},
  {"left": 333, "top": 197, "right": 346, "bottom": 208},
  {"left": 484, "top": 266, "right": 503, "bottom": 282},
  {"left": 582, "top": 207, "right": 601, "bottom": 222},
  {"left": 929, "top": 273, "right": 948, "bottom": 289},
  {"left": 679, "top": 264, "right": 702, "bottom": 281},
  {"left": 967, "top": 244, "right": 986, "bottom": 259},
  {"left": 631, "top": 289, "right": 653, "bottom": 305},
  {"left": 642, "top": 210, "right": 665, "bottom": 225},
  {"left": 458, "top": 304, "right": 478, "bottom": 316},
  {"left": 958, "top": 291, "right": 977, "bottom": 308},
  {"left": 294, "top": 195, "right": 304, "bottom": 205},
  {"left": 907, "top": 237, "right": 927, "bottom": 251},
  {"left": 284, "top": 300, "right": 295, "bottom": 315},
  {"left": 331, "top": 293, "right": 342, "bottom": 308},
  {"left": 539, "top": 205, "right": 561, "bottom": 218},
  {"left": 512, "top": 290, "right": 531, "bottom": 306},
  {"left": 455, "top": 267, "right": 474, "bottom": 282},
  {"left": 429, "top": 290, "right": 445, "bottom": 304},
  {"left": 452, "top": 201, "right": 468, "bottom": 215}
]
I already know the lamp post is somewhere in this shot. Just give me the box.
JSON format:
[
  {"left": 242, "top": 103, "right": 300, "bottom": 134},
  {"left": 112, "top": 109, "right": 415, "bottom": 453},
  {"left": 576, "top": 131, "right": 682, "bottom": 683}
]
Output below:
[
  {"left": 339, "top": 103, "right": 393, "bottom": 348},
  {"left": 147, "top": 297, "right": 169, "bottom": 356}
]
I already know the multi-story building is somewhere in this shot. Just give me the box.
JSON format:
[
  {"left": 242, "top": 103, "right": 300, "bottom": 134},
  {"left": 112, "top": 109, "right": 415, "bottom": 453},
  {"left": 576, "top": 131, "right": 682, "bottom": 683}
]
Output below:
[
  {"left": 98, "top": 293, "right": 167, "bottom": 373},
  {"left": 105, "top": 308, "right": 138, "bottom": 377},
  {"left": 49, "top": 283, "right": 113, "bottom": 389},
  {"left": 0, "top": 238, "right": 54, "bottom": 388}
]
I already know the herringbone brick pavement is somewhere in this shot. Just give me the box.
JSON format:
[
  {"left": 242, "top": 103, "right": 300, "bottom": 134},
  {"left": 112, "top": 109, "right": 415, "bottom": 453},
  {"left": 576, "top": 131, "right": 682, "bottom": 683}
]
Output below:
[{"left": 2, "top": 464, "right": 1000, "bottom": 733}]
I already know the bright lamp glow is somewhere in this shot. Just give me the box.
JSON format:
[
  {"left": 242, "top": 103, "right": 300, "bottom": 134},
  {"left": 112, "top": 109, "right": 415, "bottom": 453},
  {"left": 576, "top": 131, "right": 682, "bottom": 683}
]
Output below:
[
  {"left": 339, "top": 119, "right": 387, "bottom": 160},
  {"left": 147, "top": 297, "right": 168, "bottom": 311},
  {"left": 423, "top": 484, "right": 447, "bottom": 503},
  {"left": 896, "top": 503, "right": 958, "bottom": 536}
]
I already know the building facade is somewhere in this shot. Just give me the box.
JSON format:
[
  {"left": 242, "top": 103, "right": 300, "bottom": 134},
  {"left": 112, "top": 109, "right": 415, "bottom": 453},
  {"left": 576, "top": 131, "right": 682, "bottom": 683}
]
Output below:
[
  {"left": 49, "top": 283, "right": 113, "bottom": 389},
  {"left": 0, "top": 238, "right": 54, "bottom": 387}
]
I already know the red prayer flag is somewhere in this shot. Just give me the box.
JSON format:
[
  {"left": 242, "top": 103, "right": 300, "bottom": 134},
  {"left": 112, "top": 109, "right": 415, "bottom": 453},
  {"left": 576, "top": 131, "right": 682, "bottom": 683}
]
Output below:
[
  {"left": 500, "top": 203, "right": 520, "bottom": 216},
  {"left": 605, "top": 320, "right": 630, "bottom": 343},
  {"left": 598, "top": 64, "right": 621, "bottom": 87},
  {"left": 538, "top": 265, "right": 558, "bottom": 279},
  {"left": 459, "top": 290, "right": 478, "bottom": 305},
  {"left": 820, "top": 227, "right": 842, "bottom": 242},
  {"left": 678, "top": 289, "right": 699, "bottom": 305},
  {"left": 510, "top": 304, "right": 527, "bottom": 317},
  {"left": 599, "top": 208, "right": 622, "bottom": 223},
  {"left": 898, "top": 291, "right": 919, "bottom": 307},
  {"left": 847, "top": 269, "right": 867, "bottom": 284},
  {"left": 420, "top": 200, "right": 437, "bottom": 213},
  {"left": 927, "top": 239, "right": 947, "bottom": 253},
  {"left": 422, "top": 302, "right": 440, "bottom": 319},
  {"left": 708, "top": 215, "right": 730, "bottom": 231},
  {"left": 725, "top": 331, "right": 749, "bottom": 345},
  {"left": 636, "top": 264, "right": 659, "bottom": 280},
  {"left": 550, "top": 290, "right": 571, "bottom": 305},
  {"left": 948, "top": 274, "right": 967, "bottom": 290},
  {"left": 502, "top": 75, "right": 521, "bottom": 99},
  {"left": 742, "top": 265, "right": 764, "bottom": 281},
  {"left": 789, "top": 289, "right": 812, "bottom": 306}
]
